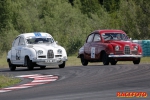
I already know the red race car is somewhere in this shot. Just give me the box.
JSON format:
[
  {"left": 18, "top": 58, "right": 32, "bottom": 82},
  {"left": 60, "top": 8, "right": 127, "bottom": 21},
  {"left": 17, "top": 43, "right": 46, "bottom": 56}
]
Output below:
[{"left": 78, "top": 30, "right": 142, "bottom": 65}]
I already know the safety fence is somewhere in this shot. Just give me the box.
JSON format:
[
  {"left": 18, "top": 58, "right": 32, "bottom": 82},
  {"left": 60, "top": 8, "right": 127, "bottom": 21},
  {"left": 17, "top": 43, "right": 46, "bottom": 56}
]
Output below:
[{"left": 133, "top": 40, "right": 150, "bottom": 57}]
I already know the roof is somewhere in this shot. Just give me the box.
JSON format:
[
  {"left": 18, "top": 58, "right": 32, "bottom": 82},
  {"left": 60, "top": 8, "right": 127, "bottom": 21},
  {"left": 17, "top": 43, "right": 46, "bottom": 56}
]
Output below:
[
  {"left": 94, "top": 29, "right": 125, "bottom": 34},
  {"left": 18, "top": 32, "right": 52, "bottom": 38}
]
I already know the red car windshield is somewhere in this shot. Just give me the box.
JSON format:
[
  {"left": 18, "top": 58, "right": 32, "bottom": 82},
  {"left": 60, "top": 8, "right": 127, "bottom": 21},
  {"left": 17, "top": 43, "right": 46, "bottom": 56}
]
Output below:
[{"left": 102, "top": 33, "right": 129, "bottom": 41}]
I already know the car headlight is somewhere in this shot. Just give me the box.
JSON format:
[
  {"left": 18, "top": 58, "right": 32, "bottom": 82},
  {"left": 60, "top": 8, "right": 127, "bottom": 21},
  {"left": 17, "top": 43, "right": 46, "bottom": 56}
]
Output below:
[
  {"left": 57, "top": 49, "right": 62, "bottom": 54},
  {"left": 115, "top": 45, "right": 119, "bottom": 51},
  {"left": 37, "top": 50, "right": 43, "bottom": 55},
  {"left": 134, "top": 46, "right": 138, "bottom": 50}
]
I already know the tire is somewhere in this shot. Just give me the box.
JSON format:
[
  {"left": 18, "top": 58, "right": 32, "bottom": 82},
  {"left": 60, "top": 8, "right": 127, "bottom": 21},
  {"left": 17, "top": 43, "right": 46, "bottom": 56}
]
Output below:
[
  {"left": 25, "top": 57, "right": 34, "bottom": 70},
  {"left": 80, "top": 55, "right": 88, "bottom": 66},
  {"left": 133, "top": 58, "right": 140, "bottom": 64},
  {"left": 59, "top": 61, "right": 65, "bottom": 68},
  {"left": 110, "top": 61, "right": 117, "bottom": 65},
  {"left": 8, "top": 60, "right": 16, "bottom": 71},
  {"left": 102, "top": 52, "right": 109, "bottom": 65},
  {"left": 40, "top": 66, "right": 46, "bottom": 69}
]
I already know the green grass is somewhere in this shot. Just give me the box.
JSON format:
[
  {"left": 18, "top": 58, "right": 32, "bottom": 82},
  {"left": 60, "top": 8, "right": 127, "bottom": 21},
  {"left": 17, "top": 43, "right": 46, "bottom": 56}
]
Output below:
[
  {"left": 0, "top": 74, "right": 21, "bottom": 88},
  {"left": 0, "top": 52, "right": 8, "bottom": 68}
]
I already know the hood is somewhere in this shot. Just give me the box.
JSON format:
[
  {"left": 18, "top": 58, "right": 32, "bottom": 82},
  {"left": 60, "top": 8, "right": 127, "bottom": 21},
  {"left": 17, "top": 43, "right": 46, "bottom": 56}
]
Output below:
[
  {"left": 31, "top": 43, "right": 63, "bottom": 51},
  {"left": 104, "top": 40, "right": 139, "bottom": 51},
  {"left": 105, "top": 40, "right": 133, "bottom": 47}
]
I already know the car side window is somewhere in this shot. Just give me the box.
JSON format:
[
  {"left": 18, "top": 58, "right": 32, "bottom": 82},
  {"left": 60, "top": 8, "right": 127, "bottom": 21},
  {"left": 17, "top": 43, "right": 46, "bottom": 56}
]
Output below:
[
  {"left": 13, "top": 37, "right": 20, "bottom": 47},
  {"left": 93, "top": 34, "right": 101, "bottom": 42},
  {"left": 87, "top": 34, "right": 94, "bottom": 43},
  {"left": 18, "top": 37, "right": 25, "bottom": 46}
]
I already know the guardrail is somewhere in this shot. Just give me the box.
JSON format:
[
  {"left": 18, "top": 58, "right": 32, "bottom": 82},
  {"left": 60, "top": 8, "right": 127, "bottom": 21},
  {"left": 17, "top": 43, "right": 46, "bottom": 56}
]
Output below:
[{"left": 133, "top": 40, "right": 150, "bottom": 57}]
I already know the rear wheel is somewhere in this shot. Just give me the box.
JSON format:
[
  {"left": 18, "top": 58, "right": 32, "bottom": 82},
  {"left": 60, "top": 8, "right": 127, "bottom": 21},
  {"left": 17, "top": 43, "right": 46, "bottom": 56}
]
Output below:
[
  {"left": 25, "top": 57, "right": 34, "bottom": 70},
  {"left": 59, "top": 61, "right": 65, "bottom": 68},
  {"left": 133, "top": 58, "right": 140, "bottom": 64},
  {"left": 8, "top": 60, "right": 16, "bottom": 71},
  {"left": 102, "top": 52, "right": 109, "bottom": 65},
  {"left": 80, "top": 55, "right": 88, "bottom": 66}
]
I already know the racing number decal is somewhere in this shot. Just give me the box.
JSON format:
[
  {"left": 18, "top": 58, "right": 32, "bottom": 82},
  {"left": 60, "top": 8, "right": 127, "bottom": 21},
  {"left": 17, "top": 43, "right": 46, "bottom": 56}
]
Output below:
[
  {"left": 16, "top": 50, "right": 21, "bottom": 60},
  {"left": 91, "top": 47, "right": 95, "bottom": 58}
]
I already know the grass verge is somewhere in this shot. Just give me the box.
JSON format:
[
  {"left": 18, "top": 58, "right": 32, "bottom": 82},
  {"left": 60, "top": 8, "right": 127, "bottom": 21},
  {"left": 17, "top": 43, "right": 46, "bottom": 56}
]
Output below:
[{"left": 0, "top": 74, "right": 21, "bottom": 88}]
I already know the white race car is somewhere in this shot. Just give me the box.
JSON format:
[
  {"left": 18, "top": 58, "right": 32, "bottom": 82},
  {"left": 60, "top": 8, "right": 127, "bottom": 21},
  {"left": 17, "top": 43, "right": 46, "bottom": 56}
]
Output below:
[{"left": 7, "top": 32, "right": 67, "bottom": 71}]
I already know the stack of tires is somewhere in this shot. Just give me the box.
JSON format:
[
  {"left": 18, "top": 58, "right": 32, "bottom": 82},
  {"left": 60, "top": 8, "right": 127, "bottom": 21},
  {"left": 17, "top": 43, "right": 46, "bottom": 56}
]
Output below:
[
  {"left": 142, "top": 40, "right": 150, "bottom": 57},
  {"left": 133, "top": 40, "right": 150, "bottom": 57}
]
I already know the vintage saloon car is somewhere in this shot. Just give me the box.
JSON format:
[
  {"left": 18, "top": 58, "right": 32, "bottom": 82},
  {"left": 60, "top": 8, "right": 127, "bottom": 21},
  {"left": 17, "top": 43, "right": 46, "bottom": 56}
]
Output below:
[
  {"left": 78, "top": 30, "right": 142, "bottom": 65},
  {"left": 7, "top": 32, "right": 67, "bottom": 71}
]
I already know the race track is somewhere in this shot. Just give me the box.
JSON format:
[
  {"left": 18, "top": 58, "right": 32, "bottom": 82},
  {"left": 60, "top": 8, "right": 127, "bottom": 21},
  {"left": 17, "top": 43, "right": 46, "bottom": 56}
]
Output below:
[{"left": 0, "top": 64, "right": 150, "bottom": 100}]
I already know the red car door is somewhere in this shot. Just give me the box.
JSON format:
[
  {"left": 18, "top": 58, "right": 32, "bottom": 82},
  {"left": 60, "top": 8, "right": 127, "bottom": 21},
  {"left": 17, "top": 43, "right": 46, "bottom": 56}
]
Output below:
[
  {"left": 84, "top": 33, "right": 94, "bottom": 60},
  {"left": 90, "top": 33, "right": 102, "bottom": 60}
]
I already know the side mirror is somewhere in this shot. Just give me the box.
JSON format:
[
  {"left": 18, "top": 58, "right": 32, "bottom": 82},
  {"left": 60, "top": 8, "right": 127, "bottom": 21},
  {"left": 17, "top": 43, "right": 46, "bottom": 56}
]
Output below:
[
  {"left": 55, "top": 41, "right": 58, "bottom": 44},
  {"left": 130, "top": 38, "right": 132, "bottom": 41}
]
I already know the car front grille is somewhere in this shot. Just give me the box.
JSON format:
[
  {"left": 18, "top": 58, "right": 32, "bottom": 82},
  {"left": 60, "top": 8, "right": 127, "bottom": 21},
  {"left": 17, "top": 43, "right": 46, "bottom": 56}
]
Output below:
[
  {"left": 47, "top": 50, "right": 54, "bottom": 58},
  {"left": 124, "top": 46, "right": 130, "bottom": 54}
]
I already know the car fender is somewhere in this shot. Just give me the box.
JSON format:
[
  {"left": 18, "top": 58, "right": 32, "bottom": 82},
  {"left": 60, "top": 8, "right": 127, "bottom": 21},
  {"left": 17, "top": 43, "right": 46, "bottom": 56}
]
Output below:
[
  {"left": 23, "top": 47, "right": 37, "bottom": 61},
  {"left": 77, "top": 46, "right": 84, "bottom": 58}
]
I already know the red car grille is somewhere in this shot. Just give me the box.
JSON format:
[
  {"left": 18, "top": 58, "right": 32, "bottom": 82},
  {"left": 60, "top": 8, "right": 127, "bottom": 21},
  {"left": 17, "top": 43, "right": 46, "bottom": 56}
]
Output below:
[{"left": 124, "top": 46, "right": 130, "bottom": 54}]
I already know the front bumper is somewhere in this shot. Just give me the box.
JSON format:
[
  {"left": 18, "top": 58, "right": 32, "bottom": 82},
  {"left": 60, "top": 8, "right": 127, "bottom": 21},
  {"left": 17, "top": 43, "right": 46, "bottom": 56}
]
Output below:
[
  {"left": 32, "top": 57, "right": 67, "bottom": 66},
  {"left": 109, "top": 55, "right": 142, "bottom": 58}
]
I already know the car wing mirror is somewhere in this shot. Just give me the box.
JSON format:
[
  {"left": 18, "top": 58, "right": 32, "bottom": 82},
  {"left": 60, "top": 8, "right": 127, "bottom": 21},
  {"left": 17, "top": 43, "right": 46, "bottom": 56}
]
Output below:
[{"left": 55, "top": 41, "right": 58, "bottom": 44}]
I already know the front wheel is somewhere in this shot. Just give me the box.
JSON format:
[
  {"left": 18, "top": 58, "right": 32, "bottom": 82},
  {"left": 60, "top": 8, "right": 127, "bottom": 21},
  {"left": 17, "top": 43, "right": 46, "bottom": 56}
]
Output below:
[
  {"left": 40, "top": 66, "right": 46, "bottom": 69},
  {"left": 80, "top": 55, "right": 88, "bottom": 66},
  {"left": 133, "top": 58, "right": 140, "bottom": 64},
  {"left": 59, "top": 61, "right": 65, "bottom": 68},
  {"left": 8, "top": 60, "right": 16, "bottom": 71},
  {"left": 25, "top": 57, "right": 34, "bottom": 70},
  {"left": 110, "top": 61, "right": 117, "bottom": 65}
]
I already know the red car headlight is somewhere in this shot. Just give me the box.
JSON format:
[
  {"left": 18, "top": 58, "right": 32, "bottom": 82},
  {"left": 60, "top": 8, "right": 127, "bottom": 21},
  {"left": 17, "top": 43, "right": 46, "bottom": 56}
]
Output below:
[{"left": 115, "top": 45, "right": 119, "bottom": 51}]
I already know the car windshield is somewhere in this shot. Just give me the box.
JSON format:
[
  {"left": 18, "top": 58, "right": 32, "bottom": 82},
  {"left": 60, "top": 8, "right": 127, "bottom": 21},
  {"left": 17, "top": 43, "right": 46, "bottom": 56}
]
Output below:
[
  {"left": 102, "top": 33, "right": 129, "bottom": 41},
  {"left": 26, "top": 37, "right": 55, "bottom": 44}
]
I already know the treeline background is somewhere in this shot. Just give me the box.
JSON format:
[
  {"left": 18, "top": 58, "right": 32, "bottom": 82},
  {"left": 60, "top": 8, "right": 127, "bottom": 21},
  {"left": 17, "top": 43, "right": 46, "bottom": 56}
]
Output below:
[{"left": 0, "top": 0, "right": 149, "bottom": 56}]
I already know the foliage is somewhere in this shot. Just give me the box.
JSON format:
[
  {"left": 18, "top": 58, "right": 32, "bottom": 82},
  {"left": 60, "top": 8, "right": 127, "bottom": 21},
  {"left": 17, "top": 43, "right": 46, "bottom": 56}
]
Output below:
[{"left": 0, "top": 0, "right": 149, "bottom": 56}]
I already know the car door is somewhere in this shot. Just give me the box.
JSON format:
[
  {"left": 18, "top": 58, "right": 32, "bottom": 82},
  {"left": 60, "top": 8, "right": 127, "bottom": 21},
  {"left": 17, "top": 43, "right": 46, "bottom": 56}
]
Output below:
[
  {"left": 11, "top": 37, "right": 20, "bottom": 64},
  {"left": 84, "top": 33, "right": 94, "bottom": 60},
  {"left": 91, "top": 33, "right": 102, "bottom": 60},
  {"left": 18, "top": 37, "right": 26, "bottom": 64}
]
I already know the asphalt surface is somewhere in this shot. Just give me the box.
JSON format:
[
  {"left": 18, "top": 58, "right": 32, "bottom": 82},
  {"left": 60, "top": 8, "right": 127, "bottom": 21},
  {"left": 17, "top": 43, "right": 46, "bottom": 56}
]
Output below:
[{"left": 0, "top": 64, "right": 150, "bottom": 100}]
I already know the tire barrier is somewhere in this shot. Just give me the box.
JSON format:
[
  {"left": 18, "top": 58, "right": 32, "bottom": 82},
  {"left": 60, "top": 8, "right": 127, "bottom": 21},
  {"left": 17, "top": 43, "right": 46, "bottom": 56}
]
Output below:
[{"left": 133, "top": 40, "right": 150, "bottom": 57}]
